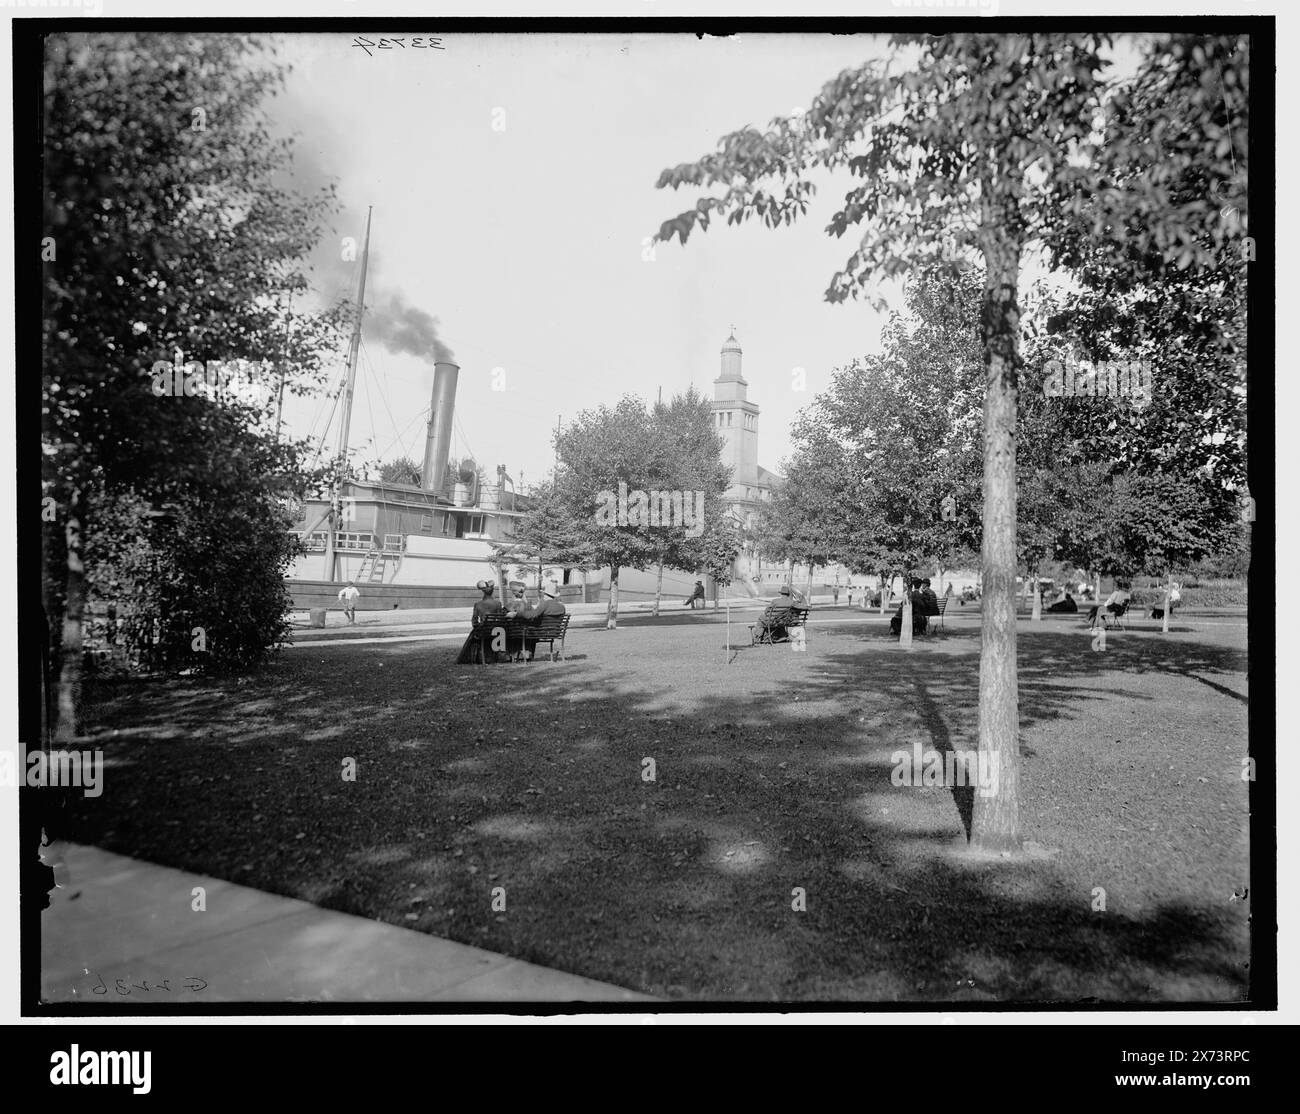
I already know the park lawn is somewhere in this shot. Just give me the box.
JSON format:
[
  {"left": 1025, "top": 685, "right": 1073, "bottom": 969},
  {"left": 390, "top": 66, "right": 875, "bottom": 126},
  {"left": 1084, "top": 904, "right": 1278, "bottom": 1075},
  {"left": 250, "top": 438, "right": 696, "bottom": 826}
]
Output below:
[{"left": 65, "top": 607, "right": 1252, "bottom": 1003}]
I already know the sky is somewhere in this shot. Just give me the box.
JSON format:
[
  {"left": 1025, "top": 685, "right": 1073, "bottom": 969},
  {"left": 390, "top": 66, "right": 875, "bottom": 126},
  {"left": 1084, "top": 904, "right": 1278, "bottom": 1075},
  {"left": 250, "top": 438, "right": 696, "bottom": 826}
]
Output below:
[
  {"left": 271, "top": 31, "right": 1149, "bottom": 488},
  {"left": 273, "top": 31, "right": 904, "bottom": 487}
]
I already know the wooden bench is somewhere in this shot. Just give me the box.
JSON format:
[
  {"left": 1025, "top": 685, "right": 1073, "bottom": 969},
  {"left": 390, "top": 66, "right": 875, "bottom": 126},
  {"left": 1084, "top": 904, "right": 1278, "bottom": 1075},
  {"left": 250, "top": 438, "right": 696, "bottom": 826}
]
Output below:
[
  {"left": 472, "top": 613, "right": 570, "bottom": 662},
  {"left": 928, "top": 595, "right": 949, "bottom": 633},
  {"left": 749, "top": 606, "right": 810, "bottom": 646}
]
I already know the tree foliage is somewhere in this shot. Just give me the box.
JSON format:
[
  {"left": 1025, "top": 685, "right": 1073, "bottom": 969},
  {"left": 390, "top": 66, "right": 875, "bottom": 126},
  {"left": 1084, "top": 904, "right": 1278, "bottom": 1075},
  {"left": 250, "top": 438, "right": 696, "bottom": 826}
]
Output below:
[
  {"left": 43, "top": 33, "right": 348, "bottom": 713},
  {"left": 653, "top": 32, "right": 1249, "bottom": 852},
  {"left": 518, "top": 391, "right": 733, "bottom": 627}
]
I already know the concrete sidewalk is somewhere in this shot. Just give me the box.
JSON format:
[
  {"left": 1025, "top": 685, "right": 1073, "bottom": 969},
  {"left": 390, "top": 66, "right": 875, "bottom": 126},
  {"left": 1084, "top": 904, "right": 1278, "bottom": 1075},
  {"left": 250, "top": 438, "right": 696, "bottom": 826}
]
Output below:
[{"left": 41, "top": 843, "right": 653, "bottom": 1004}]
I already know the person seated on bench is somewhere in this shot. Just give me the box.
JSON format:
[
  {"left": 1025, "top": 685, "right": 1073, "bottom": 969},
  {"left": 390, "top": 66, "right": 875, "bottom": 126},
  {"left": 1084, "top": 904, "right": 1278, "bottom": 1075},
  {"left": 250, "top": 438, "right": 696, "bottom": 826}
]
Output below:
[
  {"left": 456, "top": 579, "right": 505, "bottom": 663},
  {"left": 755, "top": 586, "right": 798, "bottom": 642},
  {"left": 890, "top": 579, "right": 930, "bottom": 636},
  {"left": 509, "top": 582, "right": 566, "bottom": 660},
  {"left": 918, "top": 578, "right": 940, "bottom": 618},
  {"left": 1087, "top": 582, "right": 1131, "bottom": 629},
  {"left": 1150, "top": 582, "right": 1181, "bottom": 619},
  {"left": 1046, "top": 589, "right": 1078, "bottom": 613},
  {"left": 684, "top": 580, "right": 706, "bottom": 609}
]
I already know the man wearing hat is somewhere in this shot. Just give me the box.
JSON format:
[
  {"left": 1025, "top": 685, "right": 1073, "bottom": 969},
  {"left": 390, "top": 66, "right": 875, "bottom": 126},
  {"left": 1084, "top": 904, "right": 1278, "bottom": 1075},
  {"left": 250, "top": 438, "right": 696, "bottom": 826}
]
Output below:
[
  {"left": 755, "top": 585, "right": 798, "bottom": 642},
  {"left": 509, "top": 581, "right": 566, "bottom": 661}
]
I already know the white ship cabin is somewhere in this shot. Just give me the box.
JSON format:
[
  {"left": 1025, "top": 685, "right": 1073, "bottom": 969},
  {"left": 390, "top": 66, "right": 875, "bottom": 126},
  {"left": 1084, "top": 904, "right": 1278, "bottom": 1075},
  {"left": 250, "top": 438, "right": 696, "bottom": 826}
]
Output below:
[{"left": 287, "top": 473, "right": 532, "bottom": 587}]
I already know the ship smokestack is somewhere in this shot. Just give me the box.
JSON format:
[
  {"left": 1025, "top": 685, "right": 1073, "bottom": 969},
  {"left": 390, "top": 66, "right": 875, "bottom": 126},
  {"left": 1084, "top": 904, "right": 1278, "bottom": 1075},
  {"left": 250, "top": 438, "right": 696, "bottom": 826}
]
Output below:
[{"left": 421, "top": 360, "right": 460, "bottom": 495}]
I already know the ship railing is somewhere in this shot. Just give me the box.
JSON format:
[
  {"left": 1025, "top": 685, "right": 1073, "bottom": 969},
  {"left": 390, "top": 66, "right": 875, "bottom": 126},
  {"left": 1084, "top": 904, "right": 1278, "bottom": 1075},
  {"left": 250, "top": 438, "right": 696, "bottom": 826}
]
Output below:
[
  {"left": 383, "top": 534, "right": 405, "bottom": 552},
  {"left": 335, "top": 532, "right": 375, "bottom": 551}
]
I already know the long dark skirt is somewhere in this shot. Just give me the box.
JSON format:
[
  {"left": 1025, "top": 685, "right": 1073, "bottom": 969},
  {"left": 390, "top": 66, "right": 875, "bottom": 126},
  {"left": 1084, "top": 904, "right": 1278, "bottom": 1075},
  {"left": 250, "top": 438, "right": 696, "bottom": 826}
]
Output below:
[
  {"left": 455, "top": 630, "right": 483, "bottom": 664},
  {"left": 455, "top": 625, "right": 522, "bottom": 663}
]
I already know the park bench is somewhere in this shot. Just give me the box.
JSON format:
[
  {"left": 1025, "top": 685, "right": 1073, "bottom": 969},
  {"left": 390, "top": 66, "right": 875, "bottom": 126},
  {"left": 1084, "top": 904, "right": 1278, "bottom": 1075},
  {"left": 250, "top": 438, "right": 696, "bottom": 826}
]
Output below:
[
  {"left": 749, "top": 606, "right": 810, "bottom": 646},
  {"left": 928, "top": 595, "right": 950, "bottom": 633},
  {"left": 472, "top": 613, "right": 571, "bottom": 663}
]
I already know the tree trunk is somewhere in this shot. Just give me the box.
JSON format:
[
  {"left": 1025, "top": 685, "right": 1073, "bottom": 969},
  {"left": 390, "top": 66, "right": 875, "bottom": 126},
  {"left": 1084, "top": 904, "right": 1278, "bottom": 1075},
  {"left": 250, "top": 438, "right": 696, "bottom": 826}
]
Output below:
[
  {"left": 606, "top": 564, "right": 619, "bottom": 630},
  {"left": 1031, "top": 564, "right": 1042, "bottom": 622},
  {"left": 493, "top": 556, "right": 507, "bottom": 605},
  {"left": 56, "top": 489, "right": 85, "bottom": 743},
  {"left": 1095, "top": 570, "right": 1102, "bottom": 603},
  {"left": 880, "top": 572, "right": 890, "bottom": 615},
  {"left": 971, "top": 251, "right": 1022, "bottom": 854},
  {"left": 1162, "top": 570, "right": 1172, "bottom": 634},
  {"left": 806, "top": 560, "right": 815, "bottom": 601},
  {"left": 900, "top": 578, "right": 913, "bottom": 648},
  {"left": 653, "top": 553, "right": 664, "bottom": 617}
]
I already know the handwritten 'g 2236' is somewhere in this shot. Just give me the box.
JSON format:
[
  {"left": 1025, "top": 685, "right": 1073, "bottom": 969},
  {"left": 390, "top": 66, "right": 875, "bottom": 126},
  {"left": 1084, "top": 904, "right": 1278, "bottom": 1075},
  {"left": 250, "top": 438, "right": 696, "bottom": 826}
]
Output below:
[{"left": 352, "top": 37, "right": 445, "bottom": 56}]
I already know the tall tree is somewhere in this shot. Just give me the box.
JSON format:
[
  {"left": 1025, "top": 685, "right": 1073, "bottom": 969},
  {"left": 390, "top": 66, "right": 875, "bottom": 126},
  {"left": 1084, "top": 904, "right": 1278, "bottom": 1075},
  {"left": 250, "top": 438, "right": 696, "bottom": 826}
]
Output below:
[
  {"left": 766, "top": 269, "right": 985, "bottom": 644},
  {"left": 537, "top": 393, "right": 731, "bottom": 629},
  {"left": 653, "top": 32, "right": 1245, "bottom": 853},
  {"left": 43, "top": 33, "right": 344, "bottom": 731}
]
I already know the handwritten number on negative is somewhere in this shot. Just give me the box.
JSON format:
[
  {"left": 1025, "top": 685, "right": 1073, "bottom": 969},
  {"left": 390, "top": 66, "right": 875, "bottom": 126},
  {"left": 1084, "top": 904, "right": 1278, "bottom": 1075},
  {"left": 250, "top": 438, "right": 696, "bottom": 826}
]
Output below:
[{"left": 353, "top": 35, "right": 444, "bottom": 56}]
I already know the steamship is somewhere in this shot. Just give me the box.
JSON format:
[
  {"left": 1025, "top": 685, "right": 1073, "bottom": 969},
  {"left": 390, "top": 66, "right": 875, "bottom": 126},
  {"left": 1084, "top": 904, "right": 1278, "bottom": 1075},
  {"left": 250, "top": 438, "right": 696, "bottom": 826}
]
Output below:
[{"left": 285, "top": 211, "right": 571, "bottom": 612}]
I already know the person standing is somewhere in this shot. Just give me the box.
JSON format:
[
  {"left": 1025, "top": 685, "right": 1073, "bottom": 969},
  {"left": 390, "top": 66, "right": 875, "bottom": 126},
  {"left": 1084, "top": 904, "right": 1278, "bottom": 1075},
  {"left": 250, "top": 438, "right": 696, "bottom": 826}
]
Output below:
[{"left": 337, "top": 581, "right": 360, "bottom": 625}]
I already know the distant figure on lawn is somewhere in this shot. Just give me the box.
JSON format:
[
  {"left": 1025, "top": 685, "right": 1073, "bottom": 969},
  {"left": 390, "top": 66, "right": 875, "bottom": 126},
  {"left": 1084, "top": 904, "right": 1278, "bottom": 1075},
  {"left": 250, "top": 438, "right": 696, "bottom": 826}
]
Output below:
[
  {"left": 755, "top": 585, "right": 799, "bottom": 642},
  {"left": 338, "top": 581, "right": 360, "bottom": 625},
  {"left": 684, "top": 580, "right": 706, "bottom": 609},
  {"left": 509, "top": 582, "right": 566, "bottom": 661},
  {"left": 1088, "top": 583, "right": 1131, "bottom": 629},
  {"left": 456, "top": 580, "right": 505, "bottom": 664},
  {"left": 1150, "top": 582, "right": 1181, "bottom": 620},
  {"left": 1047, "top": 590, "right": 1078, "bottom": 613}
]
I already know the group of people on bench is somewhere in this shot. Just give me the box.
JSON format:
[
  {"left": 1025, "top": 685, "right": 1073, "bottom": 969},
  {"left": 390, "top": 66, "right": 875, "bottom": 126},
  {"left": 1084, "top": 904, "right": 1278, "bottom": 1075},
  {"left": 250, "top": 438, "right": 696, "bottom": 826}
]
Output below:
[
  {"left": 889, "top": 578, "right": 941, "bottom": 636},
  {"left": 455, "top": 579, "right": 567, "bottom": 663}
]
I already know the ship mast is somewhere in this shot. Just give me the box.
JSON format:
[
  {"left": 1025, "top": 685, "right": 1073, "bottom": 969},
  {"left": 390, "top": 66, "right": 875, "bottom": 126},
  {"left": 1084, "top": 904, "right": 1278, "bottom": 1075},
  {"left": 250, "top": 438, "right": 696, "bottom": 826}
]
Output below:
[{"left": 326, "top": 206, "right": 373, "bottom": 583}]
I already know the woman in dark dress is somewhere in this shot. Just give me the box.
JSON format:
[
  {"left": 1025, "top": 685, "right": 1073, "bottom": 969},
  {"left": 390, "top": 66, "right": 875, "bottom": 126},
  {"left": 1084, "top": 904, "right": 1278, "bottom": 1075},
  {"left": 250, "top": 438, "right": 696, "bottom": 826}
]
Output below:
[{"left": 455, "top": 580, "right": 505, "bottom": 663}]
